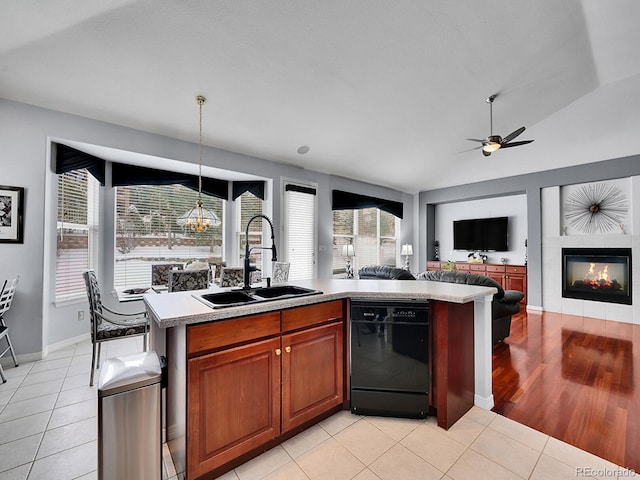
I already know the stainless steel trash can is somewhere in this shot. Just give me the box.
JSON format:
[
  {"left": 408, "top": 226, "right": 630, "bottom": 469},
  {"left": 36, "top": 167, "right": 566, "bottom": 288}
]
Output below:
[{"left": 98, "top": 351, "right": 162, "bottom": 480}]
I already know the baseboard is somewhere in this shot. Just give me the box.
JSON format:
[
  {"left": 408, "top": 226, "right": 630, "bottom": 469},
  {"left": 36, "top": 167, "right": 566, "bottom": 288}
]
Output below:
[
  {"left": 526, "top": 305, "right": 544, "bottom": 312},
  {"left": 474, "top": 394, "right": 494, "bottom": 411},
  {"left": 44, "top": 333, "right": 90, "bottom": 357},
  {"left": 0, "top": 333, "right": 90, "bottom": 367}
]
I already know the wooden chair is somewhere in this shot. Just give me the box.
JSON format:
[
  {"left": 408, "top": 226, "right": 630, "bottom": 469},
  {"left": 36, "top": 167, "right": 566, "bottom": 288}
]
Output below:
[
  {"left": 0, "top": 277, "right": 19, "bottom": 383},
  {"left": 82, "top": 270, "right": 149, "bottom": 386},
  {"left": 167, "top": 269, "right": 210, "bottom": 292}
]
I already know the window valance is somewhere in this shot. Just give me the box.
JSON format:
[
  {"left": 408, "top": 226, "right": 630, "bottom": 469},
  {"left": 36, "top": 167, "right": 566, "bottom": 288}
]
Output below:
[
  {"left": 54, "top": 143, "right": 106, "bottom": 186},
  {"left": 111, "top": 163, "right": 229, "bottom": 200},
  {"left": 232, "top": 181, "right": 265, "bottom": 200},
  {"left": 286, "top": 184, "right": 317, "bottom": 195},
  {"left": 332, "top": 189, "right": 403, "bottom": 219}
]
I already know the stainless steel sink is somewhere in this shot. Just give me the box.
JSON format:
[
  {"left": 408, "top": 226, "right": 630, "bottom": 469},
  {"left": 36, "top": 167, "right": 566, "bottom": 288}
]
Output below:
[{"left": 195, "top": 285, "right": 322, "bottom": 309}]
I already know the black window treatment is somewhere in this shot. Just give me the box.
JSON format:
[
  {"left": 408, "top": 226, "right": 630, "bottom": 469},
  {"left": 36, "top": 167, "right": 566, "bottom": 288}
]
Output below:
[
  {"left": 285, "top": 184, "right": 317, "bottom": 195},
  {"left": 332, "top": 189, "right": 403, "bottom": 219},
  {"left": 112, "top": 163, "right": 229, "bottom": 200},
  {"left": 232, "top": 181, "right": 265, "bottom": 200},
  {"left": 54, "top": 143, "right": 106, "bottom": 186}
]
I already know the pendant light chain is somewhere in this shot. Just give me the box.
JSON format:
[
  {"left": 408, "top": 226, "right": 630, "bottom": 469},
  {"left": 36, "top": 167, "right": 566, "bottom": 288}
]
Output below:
[
  {"left": 197, "top": 95, "right": 205, "bottom": 202},
  {"left": 176, "top": 95, "right": 220, "bottom": 232}
]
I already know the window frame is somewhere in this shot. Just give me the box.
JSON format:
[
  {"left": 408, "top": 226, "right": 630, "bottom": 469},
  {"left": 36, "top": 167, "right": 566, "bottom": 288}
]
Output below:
[
  {"left": 332, "top": 207, "right": 400, "bottom": 276},
  {"left": 54, "top": 169, "right": 100, "bottom": 304}
]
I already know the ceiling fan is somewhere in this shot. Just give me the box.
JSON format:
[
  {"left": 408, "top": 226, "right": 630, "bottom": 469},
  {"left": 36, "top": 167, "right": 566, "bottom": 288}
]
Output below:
[{"left": 467, "top": 94, "right": 534, "bottom": 156}]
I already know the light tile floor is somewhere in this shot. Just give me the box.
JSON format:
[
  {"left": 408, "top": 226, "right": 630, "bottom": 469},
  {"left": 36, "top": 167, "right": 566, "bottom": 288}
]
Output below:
[{"left": 0, "top": 338, "right": 634, "bottom": 480}]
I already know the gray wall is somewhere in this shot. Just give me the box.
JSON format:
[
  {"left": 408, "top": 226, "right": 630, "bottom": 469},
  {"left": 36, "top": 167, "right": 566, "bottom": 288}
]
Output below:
[
  {"left": 0, "top": 98, "right": 414, "bottom": 359},
  {"left": 418, "top": 154, "right": 640, "bottom": 308}
]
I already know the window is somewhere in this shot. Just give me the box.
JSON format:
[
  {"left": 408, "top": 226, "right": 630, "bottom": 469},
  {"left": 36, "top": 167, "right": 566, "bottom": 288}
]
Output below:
[
  {"left": 237, "top": 191, "right": 264, "bottom": 268},
  {"left": 284, "top": 182, "right": 317, "bottom": 280},
  {"left": 114, "top": 184, "right": 224, "bottom": 289},
  {"left": 332, "top": 208, "right": 399, "bottom": 275},
  {"left": 55, "top": 169, "right": 99, "bottom": 302}
]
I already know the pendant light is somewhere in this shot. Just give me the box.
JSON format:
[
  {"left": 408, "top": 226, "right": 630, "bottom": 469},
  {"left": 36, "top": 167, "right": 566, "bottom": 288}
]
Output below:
[{"left": 177, "top": 95, "right": 221, "bottom": 232}]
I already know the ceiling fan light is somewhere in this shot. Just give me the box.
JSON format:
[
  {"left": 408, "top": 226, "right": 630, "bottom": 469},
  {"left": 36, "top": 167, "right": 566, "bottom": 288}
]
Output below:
[
  {"left": 482, "top": 135, "right": 502, "bottom": 152},
  {"left": 483, "top": 142, "right": 501, "bottom": 153}
]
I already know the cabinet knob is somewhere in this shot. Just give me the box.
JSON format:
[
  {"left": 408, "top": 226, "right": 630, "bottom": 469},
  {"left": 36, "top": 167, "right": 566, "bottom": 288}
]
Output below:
[
  {"left": 275, "top": 348, "right": 281, "bottom": 356},
  {"left": 285, "top": 346, "right": 291, "bottom": 353}
]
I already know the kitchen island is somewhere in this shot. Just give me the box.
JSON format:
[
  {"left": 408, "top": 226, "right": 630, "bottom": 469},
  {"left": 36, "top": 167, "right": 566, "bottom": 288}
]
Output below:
[{"left": 144, "top": 278, "right": 495, "bottom": 480}]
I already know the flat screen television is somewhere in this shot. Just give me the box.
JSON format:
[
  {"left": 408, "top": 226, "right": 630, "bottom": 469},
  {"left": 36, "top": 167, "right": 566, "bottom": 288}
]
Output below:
[{"left": 453, "top": 216, "right": 509, "bottom": 251}]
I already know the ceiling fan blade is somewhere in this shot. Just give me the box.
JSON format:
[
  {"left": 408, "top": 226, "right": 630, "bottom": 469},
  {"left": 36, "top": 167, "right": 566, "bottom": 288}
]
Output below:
[
  {"left": 466, "top": 138, "right": 485, "bottom": 143},
  {"left": 500, "top": 139, "right": 534, "bottom": 149},
  {"left": 502, "top": 126, "right": 526, "bottom": 144},
  {"left": 482, "top": 149, "right": 491, "bottom": 157},
  {"left": 457, "top": 145, "right": 483, "bottom": 154}
]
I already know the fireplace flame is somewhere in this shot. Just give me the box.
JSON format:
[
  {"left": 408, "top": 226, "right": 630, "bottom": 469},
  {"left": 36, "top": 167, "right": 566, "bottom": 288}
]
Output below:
[{"left": 584, "top": 263, "right": 611, "bottom": 287}]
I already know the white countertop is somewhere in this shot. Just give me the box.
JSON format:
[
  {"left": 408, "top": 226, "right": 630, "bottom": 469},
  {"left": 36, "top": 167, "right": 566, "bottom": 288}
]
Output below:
[{"left": 143, "top": 278, "right": 496, "bottom": 328}]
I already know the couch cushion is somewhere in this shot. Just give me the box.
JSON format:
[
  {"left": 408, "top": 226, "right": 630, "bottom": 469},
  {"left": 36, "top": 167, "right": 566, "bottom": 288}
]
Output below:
[
  {"left": 358, "top": 265, "right": 416, "bottom": 280},
  {"left": 500, "top": 290, "right": 524, "bottom": 304},
  {"left": 416, "top": 270, "right": 505, "bottom": 298}
]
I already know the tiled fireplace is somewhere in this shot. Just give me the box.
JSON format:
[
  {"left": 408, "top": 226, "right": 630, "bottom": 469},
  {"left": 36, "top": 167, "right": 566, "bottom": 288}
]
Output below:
[{"left": 562, "top": 248, "right": 632, "bottom": 305}]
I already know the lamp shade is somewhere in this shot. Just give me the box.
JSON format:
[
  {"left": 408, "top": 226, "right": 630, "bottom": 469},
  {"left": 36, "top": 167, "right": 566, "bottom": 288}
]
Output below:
[
  {"left": 342, "top": 244, "right": 355, "bottom": 257},
  {"left": 400, "top": 244, "right": 413, "bottom": 256},
  {"left": 176, "top": 199, "right": 221, "bottom": 232}
]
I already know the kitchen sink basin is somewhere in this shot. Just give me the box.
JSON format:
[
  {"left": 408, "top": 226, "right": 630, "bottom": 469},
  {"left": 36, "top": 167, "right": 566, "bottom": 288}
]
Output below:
[
  {"left": 199, "top": 291, "right": 259, "bottom": 308},
  {"left": 195, "top": 285, "right": 322, "bottom": 309},
  {"left": 251, "top": 285, "right": 320, "bottom": 299}
]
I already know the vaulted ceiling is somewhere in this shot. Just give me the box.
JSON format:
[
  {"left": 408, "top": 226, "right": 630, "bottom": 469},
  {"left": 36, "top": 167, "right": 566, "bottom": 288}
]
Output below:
[{"left": 2, "top": 1, "right": 640, "bottom": 192}]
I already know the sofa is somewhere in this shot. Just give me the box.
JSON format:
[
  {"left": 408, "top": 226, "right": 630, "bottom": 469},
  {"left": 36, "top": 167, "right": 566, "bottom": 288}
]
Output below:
[
  {"left": 416, "top": 270, "right": 523, "bottom": 344},
  {"left": 357, "top": 265, "right": 416, "bottom": 280}
]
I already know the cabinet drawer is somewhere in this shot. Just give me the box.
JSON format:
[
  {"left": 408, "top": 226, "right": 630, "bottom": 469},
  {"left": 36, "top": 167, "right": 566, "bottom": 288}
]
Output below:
[
  {"left": 455, "top": 263, "right": 470, "bottom": 271},
  {"left": 427, "top": 262, "right": 441, "bottom": 271},
  {"left": 486, "top": 265, "right": 506, "bottom": 273},
  {"left": 469, "top": 264, "right": 486, "bottom": 272},
  {"left": 282, "top": 300, "right": 343, "bottom": 332},
  {"left": 187, "top": 312, "right": 281, "bottom": 356},
  {"left": 506, "top": 266, "right": 527, "bottom": 275}
]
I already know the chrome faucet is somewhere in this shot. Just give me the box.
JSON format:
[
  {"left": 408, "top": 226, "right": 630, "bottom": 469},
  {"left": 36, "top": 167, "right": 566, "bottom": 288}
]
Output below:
[{"left": 244, "top": 214, "right": 277, "bottom": 289}]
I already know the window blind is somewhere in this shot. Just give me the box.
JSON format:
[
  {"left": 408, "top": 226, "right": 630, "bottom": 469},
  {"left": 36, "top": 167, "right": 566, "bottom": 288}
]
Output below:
[
  {"left": 285, "top": 183, "right": 317, "bottom": 280},
  {"left": 237, "top": 191, "right": 264, "bottom": 268},
  {"left": 114, "top": 184, "right": 224, "bottom": 289},
  {"left": 55, "top": 169, "right": 99, "bottom": 302},
  {"left": 331, "top": 207, "right": 398, "bottom": 276}
]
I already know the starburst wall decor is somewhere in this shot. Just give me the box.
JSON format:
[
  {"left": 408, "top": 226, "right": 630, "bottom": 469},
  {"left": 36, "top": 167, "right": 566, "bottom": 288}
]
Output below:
[{"left": 564, "top": 182, "right": 628, "bottom": 234}]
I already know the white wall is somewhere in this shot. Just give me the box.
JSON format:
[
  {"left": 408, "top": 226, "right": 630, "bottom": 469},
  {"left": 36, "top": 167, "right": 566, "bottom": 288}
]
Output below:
[
  {"left": 0, "top": 98, "right": 414, "bottom": 360},
  {"left": 541, "top": 178, "right": 640, "bottom": 324},
  {"left": 434, "top": 194, "right": 527, "bottom": 266}
]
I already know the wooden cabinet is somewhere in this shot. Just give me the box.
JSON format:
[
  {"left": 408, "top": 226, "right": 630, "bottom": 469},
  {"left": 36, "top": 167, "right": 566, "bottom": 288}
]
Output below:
[
  {"left": 281, "top": 322, "right": 343, "bottom": 431},
  {"left": 485, "top": 264, "right": 506, "bottom": 286},
  {"left": 187, "top": 337, "right": 281, "bottom": 478},
  {"left": 426, "top": 262, "right": 527, "bottom": 304},
  {"left": 184, "top": 301, "right": 345, "bottom": 479},
  {"left": 505, "top": 266, "right": 527, "bottom": 304}
]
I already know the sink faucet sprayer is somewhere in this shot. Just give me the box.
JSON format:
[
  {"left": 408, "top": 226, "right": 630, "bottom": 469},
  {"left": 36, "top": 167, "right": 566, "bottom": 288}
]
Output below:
[{"left": 244, "top": 214, "right": 277, "bottom": 289}]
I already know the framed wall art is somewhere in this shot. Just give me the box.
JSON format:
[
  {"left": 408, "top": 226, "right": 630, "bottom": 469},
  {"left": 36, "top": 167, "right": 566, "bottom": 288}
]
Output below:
[{"left": 0, "top": 185, "right": 25, "bottom": 243}]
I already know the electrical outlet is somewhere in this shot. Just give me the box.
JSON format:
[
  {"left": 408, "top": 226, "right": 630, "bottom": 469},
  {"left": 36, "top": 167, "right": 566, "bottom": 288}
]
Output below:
[{"left": 77, "top": 310, "right": 85, "bottom": 321}]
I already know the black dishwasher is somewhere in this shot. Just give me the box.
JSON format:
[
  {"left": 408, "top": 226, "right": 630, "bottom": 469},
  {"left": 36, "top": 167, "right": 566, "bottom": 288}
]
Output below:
[{"left": 350, "top": 299, "right": 430, "bottom": 418}]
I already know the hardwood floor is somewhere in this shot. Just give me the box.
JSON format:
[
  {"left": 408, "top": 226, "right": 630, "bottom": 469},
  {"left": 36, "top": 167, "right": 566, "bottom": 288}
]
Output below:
[{"left": 492, "top": 310, "right": 640, "bottom": 472}]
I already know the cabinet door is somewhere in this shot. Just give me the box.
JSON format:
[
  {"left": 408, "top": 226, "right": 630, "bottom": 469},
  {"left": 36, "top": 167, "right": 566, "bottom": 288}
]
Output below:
[
  {"left": 505, "top": 276, "right": 527, "bottom": 304},
  {"left": 505, "top": 266, "right": 527, "bottom": 304},
  {"left": 281, "top": 322, "right": 344, "bottom": 432},
  {"left": 187, "top": 337, "right": 281, "bottom": 479}
]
